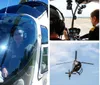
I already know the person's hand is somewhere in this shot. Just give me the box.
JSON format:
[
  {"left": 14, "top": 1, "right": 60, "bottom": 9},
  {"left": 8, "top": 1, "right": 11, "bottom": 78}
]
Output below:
[
  {"left": 63, "top": 29, "right": 69, "bottom": 40},
  {"left": 2, "top": 68, "right": 8, "bottom": 78}
]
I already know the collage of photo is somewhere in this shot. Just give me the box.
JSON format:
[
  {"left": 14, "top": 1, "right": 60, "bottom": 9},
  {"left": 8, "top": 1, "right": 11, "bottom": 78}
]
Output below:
[
  {"left": 50, "top": 0, "right": 99, "bottom": 85},
  {"left": 0, "top": 0, "right": 99, "bottom": 85}
]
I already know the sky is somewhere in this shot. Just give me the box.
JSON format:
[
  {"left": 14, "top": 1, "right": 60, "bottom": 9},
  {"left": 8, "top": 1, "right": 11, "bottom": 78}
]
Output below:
[
  {"left": 50, "top": 42, "right": 99, "bottom": 85},
  {"left": 0, "top": 0, "right": 20, "bottom": 9},
  {"left": 50, "top": 0, "right": 99, "bottom": 17}
]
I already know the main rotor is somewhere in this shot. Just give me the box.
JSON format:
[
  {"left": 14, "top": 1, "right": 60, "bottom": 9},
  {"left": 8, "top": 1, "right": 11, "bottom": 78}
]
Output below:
[{"left": 55, "top": 51, "right": 94, "bottom": 66}]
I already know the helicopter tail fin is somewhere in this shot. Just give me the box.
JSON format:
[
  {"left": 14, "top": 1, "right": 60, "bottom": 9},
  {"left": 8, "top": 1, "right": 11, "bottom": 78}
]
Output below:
[{"left": 65, "top": 70, "right": 71, "bottom": 80}]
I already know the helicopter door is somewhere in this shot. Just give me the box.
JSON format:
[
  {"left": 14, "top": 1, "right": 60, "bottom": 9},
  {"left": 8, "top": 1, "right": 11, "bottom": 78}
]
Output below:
[
  {"left": 38, "top": 45, "right": 48, "bottom": 85},
  {"left": 37, "top": 25, "right": 48, "bottom": 85}
]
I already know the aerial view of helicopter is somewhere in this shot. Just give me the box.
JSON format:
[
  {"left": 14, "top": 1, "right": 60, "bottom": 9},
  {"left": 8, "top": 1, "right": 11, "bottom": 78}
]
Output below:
[
  {"left": 0, "top": 0, "right": 48, "bottom": 85},
  {"left": 55, "top": 51, "right": 94, "bottom": 79}
]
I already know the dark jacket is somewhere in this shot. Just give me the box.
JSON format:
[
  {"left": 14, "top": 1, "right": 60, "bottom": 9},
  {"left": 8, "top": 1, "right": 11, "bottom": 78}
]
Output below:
[
  {"left": 89, "top": 25, "right": 99, "bottom": 40},
  {"left": 80, "top": 25, "right": 99, "bottom": 40}
]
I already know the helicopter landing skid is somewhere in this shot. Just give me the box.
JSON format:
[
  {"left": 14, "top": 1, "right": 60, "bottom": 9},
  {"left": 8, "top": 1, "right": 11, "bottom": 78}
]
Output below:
[{"left": 77, "top": 68, "right": 83, "bottom": 75}]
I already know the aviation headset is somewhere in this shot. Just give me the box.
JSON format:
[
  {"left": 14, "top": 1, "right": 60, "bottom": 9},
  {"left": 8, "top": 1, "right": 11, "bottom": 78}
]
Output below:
[{"left": 50, "top": 5, "right": 65, "bottom": 36}]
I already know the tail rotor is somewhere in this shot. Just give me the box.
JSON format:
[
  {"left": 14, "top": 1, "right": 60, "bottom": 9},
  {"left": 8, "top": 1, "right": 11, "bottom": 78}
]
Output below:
[{"left": 65, "top": 69, "right": 71, "bottom": 80}]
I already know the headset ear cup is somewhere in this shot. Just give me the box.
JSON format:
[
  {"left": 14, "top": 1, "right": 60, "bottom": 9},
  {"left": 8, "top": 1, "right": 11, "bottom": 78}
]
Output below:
[
  {"left": 50, "top": 5, "right": 65, "bottom": 36},
  {"left": 58, "top": 20, "right": 65, "bottom": 35},
  {"left": 50, "top": 19, "right": 55, "bottom": 34},
  {"left": 50, "top": 19, "right": 65, "bottom": 36}
]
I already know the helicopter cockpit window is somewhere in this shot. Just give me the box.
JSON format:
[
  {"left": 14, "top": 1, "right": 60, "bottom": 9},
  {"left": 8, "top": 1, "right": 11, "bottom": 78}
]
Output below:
[
  {"left": 0, "top": 13, "right": 37, "bottom": 83},
  {"left": 41, "top": 25, "right": 48, "bottom": 44},
  {"left": 40, "top": 46, "right": 48, "bottom": 75},
  {"left": 38, "top": 45, "right": 48, "bottom": 79},
  {"left": 41, "top": 47, "right": 48, "bottom": 74},
  {"left": 17, "top": 5, "right": 42, "bottom": 18},
  {"left": 33, "top": 5, "right": 47, "bottom": 14}
]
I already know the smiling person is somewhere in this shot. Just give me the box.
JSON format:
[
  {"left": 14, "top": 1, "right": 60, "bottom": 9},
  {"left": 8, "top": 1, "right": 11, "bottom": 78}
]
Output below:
[{"left": 1, "top": 27, "right": 25, "bottom": 78}]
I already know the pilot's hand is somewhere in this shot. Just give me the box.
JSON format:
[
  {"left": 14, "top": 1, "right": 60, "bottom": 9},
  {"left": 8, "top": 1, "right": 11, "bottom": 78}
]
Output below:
[
  {"left": 63, "top": 29, "right": 69, "bottom": 40},
  {"left": 2, "top": 68, "right": 8, "bottom": 78}
]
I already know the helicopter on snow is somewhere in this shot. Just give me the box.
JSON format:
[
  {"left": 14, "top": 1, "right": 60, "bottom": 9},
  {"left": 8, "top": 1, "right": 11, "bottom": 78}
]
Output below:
[
  {"left": 55, "top": 51, "right": 94, "bottom": 79},
  {"left": 0, "top": 0, "right": 48, "bottom": 85}
]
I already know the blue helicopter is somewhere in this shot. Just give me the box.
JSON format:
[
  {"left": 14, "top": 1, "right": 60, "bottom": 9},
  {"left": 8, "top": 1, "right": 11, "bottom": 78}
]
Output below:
[{"left": 0, "top": 0, "right": 48, "bottom": 85}]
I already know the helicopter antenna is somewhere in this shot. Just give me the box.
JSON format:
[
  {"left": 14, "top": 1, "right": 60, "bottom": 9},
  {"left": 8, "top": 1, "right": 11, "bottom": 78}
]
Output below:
[{"left": 5, "top": 0, "right": 10, "bottom": 14}]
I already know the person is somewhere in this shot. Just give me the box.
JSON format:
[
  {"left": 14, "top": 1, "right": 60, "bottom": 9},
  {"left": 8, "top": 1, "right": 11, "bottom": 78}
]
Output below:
[
  {"left": 89, "top": 9, "right": 99, "bottom": 40},
  {"left": 80, "top": 9, "right": 99, "bottom": 40},
  {"left": 13, "top": 29, "right": 24, "bottom": 48},
  {"left": 0, "top": 27, "right": 25, "bottom": 85},
  {"left": 50, "top": 5, "right": 67, "bottom": 40},
  {"left": 50, "top": 19, "right": 65, "bottom": 40},
  {"left": 1, "top": 27, "right": 25, "bottom": 79},
  {"left": 63, "top": 28, "right": 70, "bottom": 40}
]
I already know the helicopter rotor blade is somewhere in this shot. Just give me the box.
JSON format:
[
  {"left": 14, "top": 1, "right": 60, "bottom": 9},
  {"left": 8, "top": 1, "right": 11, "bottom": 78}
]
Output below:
[
  {"left": 81, "top": 62, "right": 94, "bottom": 65},
  {"left": 75, "top": 51, "right": 77, "bottom": 60},
  {"left": 55, "top": 61, "right": 73, "bottom": 65}
]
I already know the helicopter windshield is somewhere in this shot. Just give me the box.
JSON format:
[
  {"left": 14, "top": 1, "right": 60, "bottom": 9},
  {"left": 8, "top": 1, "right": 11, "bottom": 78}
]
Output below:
[{"left": 0, "top": 13, "right": 37, "bottom": 83}]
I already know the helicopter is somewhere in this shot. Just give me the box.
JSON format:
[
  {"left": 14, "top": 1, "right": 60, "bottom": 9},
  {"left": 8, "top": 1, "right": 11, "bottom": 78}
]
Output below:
[
  {"left": 0, "top": 0, "right": 48, "bottom": 85},
  {"left": 55, "top": 51, "right": 94, "bottom": 79}
]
